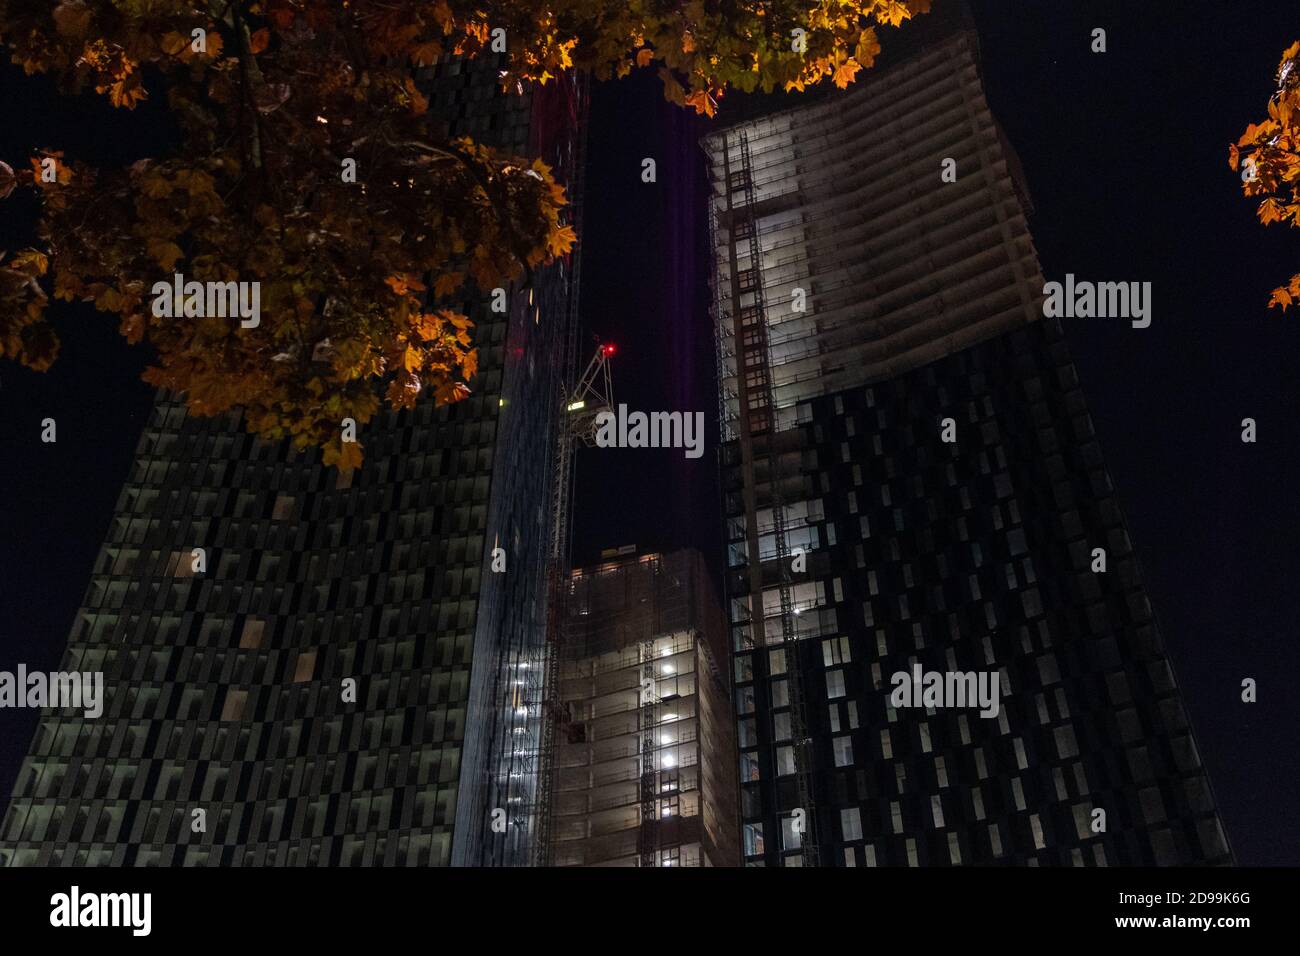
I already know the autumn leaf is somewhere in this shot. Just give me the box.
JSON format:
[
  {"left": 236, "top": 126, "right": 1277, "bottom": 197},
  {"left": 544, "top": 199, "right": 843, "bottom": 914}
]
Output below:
[
  {"left": 685, "top": 88, "right": 717, "bottom": 117},
  {"left": 433, "top": 271, "right": 464, "bottom": 298},
  {"left": 160, "top": 32, "right": 188, "bottom": 57},
  {"left": 9, "top": 249, "right": 48, "bottom": 276},
  {"left": 147, "top": 238, "right": 185, "bottom": 271},
  {"left": 856, "top": 28, "right": 882, "bottom": 69},
  {"left": 402, "top": 344, "right": 423, "bottom": 372},
  {"left": 51, "top": 1, "right": 92, "bottom": 40},
  {"left": 832, "top": 57, "right": 861, "bottom": 90},
  {"left": 385, "top": 273, "right": 426, "bottom": 296},
  {"left": 410, "top": 39, "right": 442, "bottom": 66},
  {"left": 249, "top": 28, "right": 271, "bottom": 55}
]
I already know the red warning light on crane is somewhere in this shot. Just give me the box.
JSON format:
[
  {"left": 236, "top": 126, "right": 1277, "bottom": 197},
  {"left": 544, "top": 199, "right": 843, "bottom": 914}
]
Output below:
[{"left": 602, "top": 344, "right": 617, "bottom": 356}]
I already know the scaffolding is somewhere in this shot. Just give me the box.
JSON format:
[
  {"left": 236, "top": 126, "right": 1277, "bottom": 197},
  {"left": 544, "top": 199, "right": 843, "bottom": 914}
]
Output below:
[
  {"left": 532, "top": 341, "right": 615, "bottom": 866},
  {"left": 543, "top": 550, "right": 737, "bottom": 867},
  {"left": 719, "top": 130, "right": 821, "bottom": 866}
]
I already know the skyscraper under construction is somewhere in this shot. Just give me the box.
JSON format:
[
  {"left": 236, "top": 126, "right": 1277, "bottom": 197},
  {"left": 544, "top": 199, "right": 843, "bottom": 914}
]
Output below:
[
  {"left": 542, "top": 547, "right": 739, "bottom": 867},
  {"left": 0, "top": 56, "right": 585, "bottom": 867},
  {"left": 705, "top": 24, "right": 1231, "bottom": 866}
]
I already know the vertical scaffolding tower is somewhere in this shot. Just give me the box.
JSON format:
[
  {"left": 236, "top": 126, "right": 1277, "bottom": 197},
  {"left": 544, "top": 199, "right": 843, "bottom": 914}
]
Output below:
[
  {"left": 533, "top": 341, "right": 615, "bottom": 865},
  {"left": 719, "top": 130, "right": 821, "bottom": 866}
]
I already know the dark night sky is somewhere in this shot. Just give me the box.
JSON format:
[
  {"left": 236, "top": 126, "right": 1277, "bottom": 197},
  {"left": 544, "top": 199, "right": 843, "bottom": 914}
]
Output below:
[{"left": 2, "top": 1, "right": 1298, "bottom": 864}]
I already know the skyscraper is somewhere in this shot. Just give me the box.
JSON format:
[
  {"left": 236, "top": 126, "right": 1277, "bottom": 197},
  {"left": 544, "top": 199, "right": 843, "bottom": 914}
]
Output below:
[
  {"left": 704, "top": 28, "right": 1231, "bottom": 865},
  {"left": 0, "top": 56, "right": 585, "bottom": 867},
  {"left": 542, "top": 547, "right": 738, "bottom": 867}
]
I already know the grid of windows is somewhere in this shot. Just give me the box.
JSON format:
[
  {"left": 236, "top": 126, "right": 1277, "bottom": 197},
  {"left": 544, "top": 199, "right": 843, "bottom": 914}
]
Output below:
[
  {"left": 0, "top": 56, "right": 585, "bottom": 868},
  {"left": 727, "top": 317, "right": 1231, "bottom": 866}
]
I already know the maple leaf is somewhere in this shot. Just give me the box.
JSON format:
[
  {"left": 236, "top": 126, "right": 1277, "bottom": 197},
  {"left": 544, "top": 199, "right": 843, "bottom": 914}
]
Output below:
[
  {"left": 685, "top": 88, "right": 717, "bottom": 117},
  {"left": 402, "top": 344, "right": 424, "bottom": 372},
  {"left": 160, "top": 32, "right": 188, "bottom": 57},
  {"left": 249, "top": 28, "right": 271, "bottom": 55},
  {"left": 9, "top": 249, "right": 48, "bottom": 276},
  {"left": 856, "top": 28, "right": 882, "bottom": 69},
  {"left": 832, "top": 58, "right": 862, "bottom": 90},
  {"left": 147, "top": 238, "right": 184, "bottom": 271},
  {"left": 410, "top": 39, "right": 442, "bottom": 66},
  {"left": 384, "top": 273, "right": 426, "bottom": 296},
  {"left": 433, "top": 271, "right": 464, "bottom": 298}
]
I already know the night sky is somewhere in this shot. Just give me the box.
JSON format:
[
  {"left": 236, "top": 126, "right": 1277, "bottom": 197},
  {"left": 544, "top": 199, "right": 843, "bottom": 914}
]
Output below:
[{"left": 2, "top": 1, "right": 1298, "bottom": 864}]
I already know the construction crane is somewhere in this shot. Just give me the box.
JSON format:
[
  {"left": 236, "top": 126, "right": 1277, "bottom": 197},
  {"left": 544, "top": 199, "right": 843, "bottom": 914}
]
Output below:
[{"left": 532, "top": 340, "right": 615, "bottom": 866}]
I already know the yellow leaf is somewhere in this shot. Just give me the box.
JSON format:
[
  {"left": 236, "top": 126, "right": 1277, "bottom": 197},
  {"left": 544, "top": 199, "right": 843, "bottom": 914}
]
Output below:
[
  {"left": 385, "top": 273, "right": 426, "bottom": 296},
  {"left": 833, "top": 58, "right": 861, "bottom": 90},
  {"left": 636, "top": 48, "right": 654, "bottom": 68},
  {"left": 433, "top": 271, "right": 464, "bottom": 298},
  {"left": 336, "top": 439, "right": 364, "bottom": 472},
  {"left": 10, "top": 249, "right": 48, "bottom": 276},
  {"left": 410, "top": 40, "right": 442, "bottom": 67},
  {"left": 161, "top": 32, "right": 188, "bottom": 56},
  {"left": 855, "top": 29, "right": 881, "bottom": 69},
  {"left": 147, "top": 239, "right": 184, "bottom": 271},
  {"left": 685, "top": 88, "right": 717, "bottom": 117}
]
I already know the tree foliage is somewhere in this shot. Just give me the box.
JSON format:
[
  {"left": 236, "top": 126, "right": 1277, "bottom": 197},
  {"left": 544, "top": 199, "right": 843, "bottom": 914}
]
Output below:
[
  {"left": 0, "top": 0, "right": 928, "bottom": 467},
  {"left": 1230, "top": 40, "right": 1300, "bottom": 312}
]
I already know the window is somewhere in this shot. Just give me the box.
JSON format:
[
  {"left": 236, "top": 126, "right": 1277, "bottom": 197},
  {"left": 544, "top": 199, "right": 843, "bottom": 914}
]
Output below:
[
  {"left": 822, "top": 636, "right": 851, "bottom": 666},
  {"left": 833, "top": 736, "right": 854, "bottom": 768},
  {"left": 737, "top": 717, "right": 758, "bottom": 748},
  {"left": 770, "top": 679, "right": 789, "bottom": 708},
  {"left": 826, "top": 669, "right": 846, "bottom": 699},
  {"left": 773, "top": 712, "right": 791, "bottom": 742},
  {"left": 776, "top": 746, "right": 796, "bottom": 776},
  {"left": 293, "top": 650, "right": 317, "bottom": 683},
  {"left": 841, "top": 807, "right": 863, "bottom": 841},
  {"left": 239, "top": 619, "right": 265, "bottom": 649},
  {"left": 743, "top": 823, "right": 765, "bottom": 857},
  {"left": 221, "top": 689, "right": 248, "bottom": 722},
  {"left": 272, "top": 494, "right": 295, "bottom": 520},
  {"left": 781, "top": 815, "right": 803, "bottom": 851}
]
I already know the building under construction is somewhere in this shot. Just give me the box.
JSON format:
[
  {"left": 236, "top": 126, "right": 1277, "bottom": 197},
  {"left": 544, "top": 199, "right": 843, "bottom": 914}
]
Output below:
[
  {"left": 703, "top": 10, "right": 1230, "bottom": 866},
  {"left": 541, "top": 548, "right": 738, "bottom": 867}
]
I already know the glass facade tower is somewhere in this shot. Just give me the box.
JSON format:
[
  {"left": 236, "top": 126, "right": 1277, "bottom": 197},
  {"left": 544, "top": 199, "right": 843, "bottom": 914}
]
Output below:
[
  {"left": 705, "top": 29, "right": 1231, "bottom": 866},
  {"left": 0, "top": 56, "right": 585, "bottom": 867}
]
